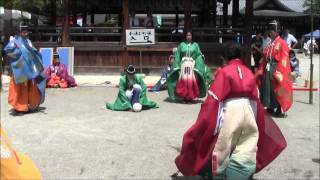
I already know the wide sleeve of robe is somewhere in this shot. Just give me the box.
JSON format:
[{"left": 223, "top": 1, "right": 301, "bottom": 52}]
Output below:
[
  {"left": 135, "top": 75, "right": 158, "bottom": 109},
  {"left": 1, "top": 127, "right": 42, "bottom": 180},
  {"left": 175, "top": 65, "right": 286, "bottom": 176},
  {"left": 106, "top": 76, "right": 132, "bottom": 111}
]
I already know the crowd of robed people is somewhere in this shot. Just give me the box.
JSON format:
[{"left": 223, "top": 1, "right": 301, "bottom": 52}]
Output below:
[{"left": 1, "top": 19, "right": 294, "bottom": 179}]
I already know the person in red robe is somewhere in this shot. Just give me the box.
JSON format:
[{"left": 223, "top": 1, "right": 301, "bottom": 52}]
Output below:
[
  {"left": 174, "top": 42, "right": 287, "bottom": 179},
  {"left": 256, "top": 20, "right": 293, "bottom": 117}
]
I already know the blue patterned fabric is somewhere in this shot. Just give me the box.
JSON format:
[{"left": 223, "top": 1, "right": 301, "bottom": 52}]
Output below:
[
  {"left": 149, "top": 65, "right": 171, "bottom": 92},
  {"left": 4, "top": 36, "right": 46, "bottom": 103}
]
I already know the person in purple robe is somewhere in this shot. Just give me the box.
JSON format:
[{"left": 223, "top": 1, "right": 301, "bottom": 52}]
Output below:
[{"left": 45, "top": 53, "right": 76, "bottom": 88}]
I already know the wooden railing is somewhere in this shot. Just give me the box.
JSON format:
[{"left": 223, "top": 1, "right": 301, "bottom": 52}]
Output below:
[
  {"left": 28, "top": 26, "right": 123, "bottom": 42},
  {"left": 28, "top": 26, "right": 245, "bottom": 43},
  {"left": 155, "top": 27, "right": 245, "bottom": 42}
]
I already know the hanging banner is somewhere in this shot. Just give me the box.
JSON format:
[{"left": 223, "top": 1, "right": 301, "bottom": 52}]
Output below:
[
  {"left": 57, "top": 47, "right": 75, "bottom": 76},
  {"left": 39, "top": 47, "right": 74, "bottom": 75},
  {"left": 126, "top": 29, "right": 155, "bottom": 45},
  {"left": 39, "top": 48, "right": 53, "bottom": 70}
]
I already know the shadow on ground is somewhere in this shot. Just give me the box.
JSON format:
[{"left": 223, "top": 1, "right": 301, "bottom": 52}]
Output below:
[
  {"left": 163, "top": 97, "right": 203, "bottom": 104},
  {"left": 9, "top": 107, "right": 47, "bottom": 116}
]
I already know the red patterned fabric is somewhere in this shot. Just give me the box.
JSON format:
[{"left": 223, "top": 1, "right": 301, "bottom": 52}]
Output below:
[
  {"left": 175, "top": 78, "right": 199, "bottom": 100},
  {"left": 175, "top": 57, "right": 200, "bottom": 100},
  {"left": 257, "top": 36, "right": 293, "bottom": 112},
  {"left": 175, "top": 59, "right": 287, "bottom": 176},
  {"left": 47, "top": 75, "right": 68, "bottom": 88}
]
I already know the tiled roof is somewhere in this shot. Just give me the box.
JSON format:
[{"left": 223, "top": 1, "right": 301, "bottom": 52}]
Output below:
[{"left": 219, "top": 0, "right": 305, "bottom": 15}]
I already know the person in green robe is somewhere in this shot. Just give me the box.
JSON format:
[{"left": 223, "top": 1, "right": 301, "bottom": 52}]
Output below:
[
  {"left": 167, "top": 31, "right": 212, "bottom": 101},
  {"left": 106, "top": 65, "right": 158, "bottom": 112},
  {"left": 202, "top": 54, "right": 213, "bottom": 90}
]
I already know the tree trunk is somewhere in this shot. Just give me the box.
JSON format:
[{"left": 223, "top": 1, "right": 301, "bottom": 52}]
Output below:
[
  {"left": 72, "top": 0, "right": 77, "bottom": 26},
  {"left": 122, "top": 0, "right": 129, "bottom": 43},
  {"left": 175, "top": 5, "right": 179, "bottom": 33},
  {"left": 50, "top": 0, "right": 56, "bottom": 26},
  {"left": 212, "top": 0, "right": 217, "bottom": 27},
  {"left": 184, "top": 0, "right": 192, "bottom": 32},
  {"left": 82, "top": 0, "right": 88, "bottom": 26},
  {"left": 121, "top": 0, "right": 129, "bottom": 69},
  {"left": 232, "top": 0, "right": 239, "bottom": 27},
  {"left": 62, "top": 0, "right": 70, "bottom": 46},
  {"left": 243, "top": 0, "right": 253, "bottom": 66}
]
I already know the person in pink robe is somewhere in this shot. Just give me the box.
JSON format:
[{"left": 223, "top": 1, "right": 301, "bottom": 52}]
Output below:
[{"left": 45, "top": 53, "right": 76, "bottom": 88}]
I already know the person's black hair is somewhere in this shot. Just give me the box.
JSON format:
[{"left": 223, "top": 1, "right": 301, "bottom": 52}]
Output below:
[
  {"left": 289, "top": 50, "right": 296, "bottom": 57},
  {"left": 185, "top": 30, "right": 192, "bottom": 35},
  {"left": 184, "top": 30, "right": 193, "bottom": 39},
  {"left": 223, "top": 41, "right": 241, "bottom": 60}
]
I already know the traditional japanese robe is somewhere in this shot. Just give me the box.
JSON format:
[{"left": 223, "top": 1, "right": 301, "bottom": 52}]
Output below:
[
  {"left": 149, "top": 65, "right": 171, "bottom": 92},
  {"left": 45, "top": 63, "right": 77, "bottom": 88},
  {"left": 106, "top": 74, "right": 158, "bottom": 111},
  {"left": 256, "top": 36, "right": 293, "bottom": 112},
  {"left": 175, "top": 59, "right": 287, "bottom": 177},
  {"left": 167, "top": 42, "right": 211, "bottom": 100},
  {"left": 1, "top": 126, "right": 42, "bottom": 180},
  {"left": 4, "top": 36, "right": 46, "bottom": 112}
]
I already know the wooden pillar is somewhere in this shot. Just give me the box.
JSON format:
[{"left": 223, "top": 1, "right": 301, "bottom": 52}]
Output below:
[
  {"left": 243, "top": 0, "right": 253, "bottom": 66},
  {"left": 72, "top": 0, "right": 77, "bottom": 26},
  {"left": 232, "top": 0, "right": 239, "bottom": 27},
  {"left": 223, "top": 2, "right": 228, "bottom": 27},
  {"left": 184, "top": 0, "right": 192, "bottom": 32},
  {"left": 82, "top": 0, "right": 88, "bottom": 26},
  {"left": 122, "top": 0, "right": 129, "bottom": 43},
  {"left": 200, "top": 0, "right": 205, "bottom": 27},
  {"left": 6, "top": 1, "right": 13, "bottom": 37},
  {"left": 175, "top": 6, "right": 179, "bottom": 33},
  {"left": 90, "top": 11, "right": 95, "bottom": 25},
  {"left": 62, "top": 0, "right": 70, "bottom": 46},
  {"left": 212, "top": 0, "right": 217, "bottom": 27},
  {"left": 122, "top": 0, "right": 129, "bottom": 69}
]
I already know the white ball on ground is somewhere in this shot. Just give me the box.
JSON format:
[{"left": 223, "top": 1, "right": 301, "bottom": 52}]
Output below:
[{"left": 132, "top": 103, "right": 142, "bottom": 112}]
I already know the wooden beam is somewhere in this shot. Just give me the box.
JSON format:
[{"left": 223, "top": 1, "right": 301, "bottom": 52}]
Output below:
[
  {"left": 184, "top": 0, "right": 192, "bottom": 31},
  {"left": 232, "top": 0, "right": 239, "bottom": 27},
  {"left": 243, "top": 0, "right": 253, "bottom": 66},
  {"left": 62, "top": 0, "right": 70, "bottom": 46}
]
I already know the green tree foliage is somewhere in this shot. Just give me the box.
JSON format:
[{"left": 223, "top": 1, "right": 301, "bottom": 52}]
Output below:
[
  {"left": 304, "top": 0, "right": 320, "bottom": 14},
  {"left": 4, "top": 0, "right": 51, "bottom": 14}
]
